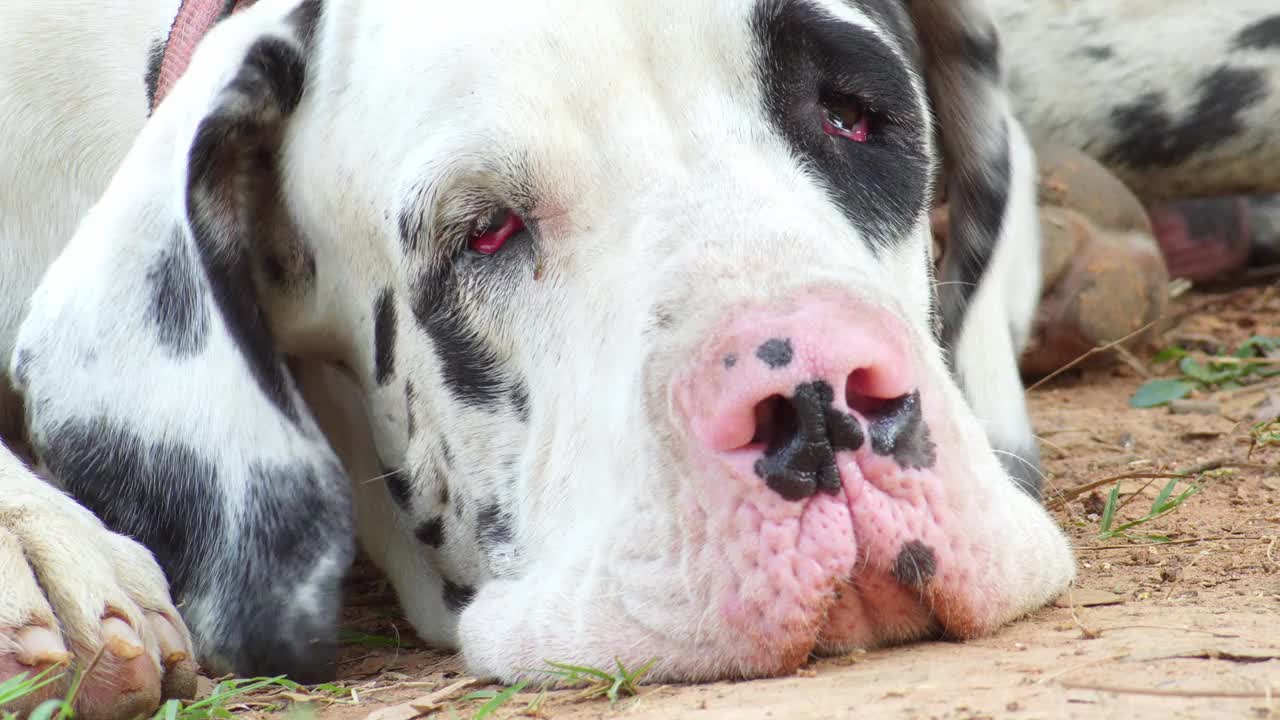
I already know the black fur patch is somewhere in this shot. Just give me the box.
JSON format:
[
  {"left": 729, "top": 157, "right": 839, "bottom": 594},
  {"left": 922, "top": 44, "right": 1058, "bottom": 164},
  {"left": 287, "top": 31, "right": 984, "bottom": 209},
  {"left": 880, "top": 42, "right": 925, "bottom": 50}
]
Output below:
[
  {"left": 1079, "top": 45, "right": 1114, "bottom": 61},
  {"left": 373, "top": 288, "right": 397, "bottom": 386},
  {"left": 415, "top": 516, "right": 445, "bottom": 548},
  {"left": 477, "top": 501, "right": 515, "bottom": 546},
  {"left": 865, "top": 391, "right": 937, "bottom": 469},
  {"left": 935, "top": 118, "right": 1012, "bottom": 352},
  {"left": 1235, "top": 15, "right": 1280, "bottom": 51},
  {"left": 961, "top": 25, "right": 1001, "bottom": 78},
  {"left": 442, "top": 579, "right": 476, "bottom": 613},
  {"left": 756, "top": 338, "right": 794, "bottom": 369},
  {"left": 891, "top": 539, "right": 936, "bottom": 587},
  {"left": 147, "top": 231, "right": 211, "bottom": 357},
  {"left": 144, "top": 38, "right": 166, "bottom": 113},
  {"left": 405, "top": 381, "right": 418, "bottom": 438},
  {"left": 753, "top": 0, "right": 930, "bottom": 247},
  {"left": 38, "top": 418, "right": 351, "bottom": 683},
  {"left": 509, "top": 380, "right": 530, "bottom": 423},
  {"left": 185, "top": 36, "right": 309, "bottom": 422},
  {"left": 1105, "top": 66, "right": 1268, "bottom": 169},
  {"left": 385, "top": 467, "right": 413, "bottom": 510}
]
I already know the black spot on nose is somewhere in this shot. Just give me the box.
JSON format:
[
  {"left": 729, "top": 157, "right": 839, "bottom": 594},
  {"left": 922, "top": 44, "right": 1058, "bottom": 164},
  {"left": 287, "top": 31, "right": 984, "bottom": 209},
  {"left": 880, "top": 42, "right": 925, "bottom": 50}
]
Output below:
[
  {"left": 756, "top": 338, "right": 794, "bottom": 369},
  {"left": 752, "top": 381, "right": 862, "bottom": 501},
  {"left": 865, "top": 391, "right": 936, "bottom": 470},
  {"left": 723, "top": 353, "right": 738, "bottom": 369},
  {"left": 892, "top": 540, "right": 937, "bottom": 588}
]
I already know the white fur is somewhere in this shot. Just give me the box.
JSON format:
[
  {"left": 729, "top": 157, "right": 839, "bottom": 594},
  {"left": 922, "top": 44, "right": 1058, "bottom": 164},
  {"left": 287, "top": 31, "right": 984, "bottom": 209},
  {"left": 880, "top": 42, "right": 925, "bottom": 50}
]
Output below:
[{"left": 0, "top": 0, "right": 1091, "bottom": 695}]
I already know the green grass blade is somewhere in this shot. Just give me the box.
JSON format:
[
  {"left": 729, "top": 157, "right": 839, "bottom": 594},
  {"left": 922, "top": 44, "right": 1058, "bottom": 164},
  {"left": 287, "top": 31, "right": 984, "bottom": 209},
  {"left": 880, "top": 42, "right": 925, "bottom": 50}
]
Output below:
[
  {"left": 1099, "top": 483, "right": 1120, "bottom": 534},
  {"left": 472, "top": 680, "right": 527, "bottom": 719}
]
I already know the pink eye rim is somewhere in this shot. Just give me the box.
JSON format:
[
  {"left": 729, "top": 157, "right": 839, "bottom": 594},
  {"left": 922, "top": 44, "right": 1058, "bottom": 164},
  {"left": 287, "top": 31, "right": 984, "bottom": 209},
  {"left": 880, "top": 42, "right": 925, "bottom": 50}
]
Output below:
[
  {"left": 821, "top": 102, "right": 870, "bottom": 143},
  {"left": 469, "top": 212, "right": 526, "bottom": 255}
]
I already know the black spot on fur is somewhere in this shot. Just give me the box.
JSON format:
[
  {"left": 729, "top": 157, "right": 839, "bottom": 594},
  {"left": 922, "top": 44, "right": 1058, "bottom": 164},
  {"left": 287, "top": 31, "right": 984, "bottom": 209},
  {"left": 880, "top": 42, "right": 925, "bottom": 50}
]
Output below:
[
  {"left": 185, "top": 36, "right": 309, "bottom": 422},
  {"left": 37, "top": 418, "right": 351, "bottom": 683},
  {"left": 961, "top": 26, "right": 1001, "bottom": 78},
  {"left": 477, "top": 501, "right": 515, "bottom": 546},
  {"left": 147, "top": 231, "right": 211, "bottom": 357},
  {"left": 405, "top": 381, "right": 418, "bottom": 438},
  {"left": 373, "top": 288, "right": 397, "bottom": 386},
  {"left": 440, "top": 438, "right": 455, "bottom": 467},
  {"left": 1105, "top": 66, "right": 1268, "bottom": 169},
  {"left": 756, "top": 338, "right": 794, "bottom": 369},
  {"left": 753, "top": 0, "right": 930, "bottom": 246},
  {"left": 399, "top": 206, "right": 423, "bottom": 254},
  {"left": 144, "top": 38, "right": 165, "bottom": 113},
  {"left": 509, "top": 380, "right": 530, "bottom": 423},
  {"left": 384, "top": 467, "right": 412, "bottom": 509},
  {"left": 12, "top": 350, "right": 33, "bottom": 388},
  {"left": 1079, "top": 45, "right": 1114, "bottom": 61},
  {"left": 865, "top": 391, "right": 936, "bottom": 469},
  {"left": 1235, "top": 15, "right": 1280, "bottom": 51},
  {"left": 442, "top": 579, "right": 476, "bottom": 613},
  {"left": 415, "top": 516, "right": 445, "bottom": 548},
  {"left": 891, "top": 540, "right": 937, "bottom": 587},
  {"left": 413, "top": 292, "right": 506, "bottom": 407}
]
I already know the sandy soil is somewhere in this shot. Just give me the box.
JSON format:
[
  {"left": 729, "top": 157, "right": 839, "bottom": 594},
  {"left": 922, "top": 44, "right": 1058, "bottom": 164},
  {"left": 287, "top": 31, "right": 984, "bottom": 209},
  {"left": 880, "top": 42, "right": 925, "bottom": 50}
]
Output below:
[{"left": 221, "top": 288, "right": 1280, "bottom": 720}]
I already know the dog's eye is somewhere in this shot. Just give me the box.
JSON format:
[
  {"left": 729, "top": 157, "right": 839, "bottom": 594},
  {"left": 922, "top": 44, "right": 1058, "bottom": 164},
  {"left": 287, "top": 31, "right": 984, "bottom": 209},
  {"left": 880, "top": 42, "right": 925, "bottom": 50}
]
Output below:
[
  {"left": 820, "top": 98, "right": 870, "bottom": 143},
  {"left": 469, "top": 211, "right": 525, "bottom": 255}
]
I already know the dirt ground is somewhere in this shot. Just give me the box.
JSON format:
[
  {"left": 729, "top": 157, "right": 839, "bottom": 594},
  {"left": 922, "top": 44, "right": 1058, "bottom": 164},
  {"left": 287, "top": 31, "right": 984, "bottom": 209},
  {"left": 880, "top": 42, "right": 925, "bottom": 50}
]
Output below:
[{"left": 227, "top": 288, "right": 1280, "bottom": 720}]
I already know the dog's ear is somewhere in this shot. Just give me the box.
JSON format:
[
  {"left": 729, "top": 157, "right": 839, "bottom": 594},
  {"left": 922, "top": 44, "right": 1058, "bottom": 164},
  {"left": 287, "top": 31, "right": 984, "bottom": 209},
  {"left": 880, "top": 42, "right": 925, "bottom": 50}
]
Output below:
[
  {"left": 900, "top": 0, "right": 1034, "bottom": 348},
  {"left": 13, "top": 0, "right": 353, "bottom": 682},
  {"left": 899, "top": 1, "right": 1046, "bottom": 496}
]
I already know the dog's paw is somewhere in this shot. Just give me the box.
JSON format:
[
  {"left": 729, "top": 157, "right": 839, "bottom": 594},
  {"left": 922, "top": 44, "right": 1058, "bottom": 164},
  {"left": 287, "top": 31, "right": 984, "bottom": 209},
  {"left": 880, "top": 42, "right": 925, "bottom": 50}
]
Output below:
[{"left": 0, "top": 453, "right": 197, "bottom": 720}]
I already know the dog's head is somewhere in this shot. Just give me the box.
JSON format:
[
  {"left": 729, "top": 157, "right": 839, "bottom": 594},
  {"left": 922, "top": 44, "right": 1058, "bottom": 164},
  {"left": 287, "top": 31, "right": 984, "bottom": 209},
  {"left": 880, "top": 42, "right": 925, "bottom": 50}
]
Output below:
[{"left": 17, "top": 0, "right": 1074, "bottom": 682}]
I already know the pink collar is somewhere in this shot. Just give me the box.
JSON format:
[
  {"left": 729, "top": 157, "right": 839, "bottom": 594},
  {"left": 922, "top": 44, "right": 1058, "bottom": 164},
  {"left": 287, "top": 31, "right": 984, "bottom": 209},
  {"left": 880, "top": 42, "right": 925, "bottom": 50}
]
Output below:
[{"left": 151, "top": 0, "right": 257, "bottom": 111}]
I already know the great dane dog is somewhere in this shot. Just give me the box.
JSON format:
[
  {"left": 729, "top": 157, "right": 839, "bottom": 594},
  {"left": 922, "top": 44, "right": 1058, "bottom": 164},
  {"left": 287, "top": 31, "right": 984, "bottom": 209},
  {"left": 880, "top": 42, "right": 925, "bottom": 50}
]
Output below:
[{"left": 22, "top": 0, "right": 1274, "bottom": 716}]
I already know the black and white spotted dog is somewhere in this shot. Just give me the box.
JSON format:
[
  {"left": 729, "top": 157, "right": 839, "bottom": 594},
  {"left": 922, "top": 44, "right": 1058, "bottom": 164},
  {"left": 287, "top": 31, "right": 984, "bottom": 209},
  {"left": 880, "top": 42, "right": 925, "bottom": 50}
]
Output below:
[{"left": 16, "top": 0, "right": 1272, "bottom": 716}]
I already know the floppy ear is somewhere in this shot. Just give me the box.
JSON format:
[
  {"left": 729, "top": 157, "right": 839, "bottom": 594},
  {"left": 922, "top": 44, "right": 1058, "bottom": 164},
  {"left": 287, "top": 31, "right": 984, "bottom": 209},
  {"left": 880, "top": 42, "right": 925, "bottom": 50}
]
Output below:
[
  {"left": 902, "top": 1, "right": 1046, "bottom": 496},
  {"left": 12, "top": 0, "right": 353, "bottom": 682}
]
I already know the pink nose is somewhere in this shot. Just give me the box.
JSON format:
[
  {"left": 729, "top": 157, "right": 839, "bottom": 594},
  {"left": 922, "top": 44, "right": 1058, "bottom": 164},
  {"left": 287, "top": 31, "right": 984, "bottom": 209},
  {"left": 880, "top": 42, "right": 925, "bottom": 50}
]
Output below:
[{"left": 679, "top": 293, "right": 924, "bottom": 501}]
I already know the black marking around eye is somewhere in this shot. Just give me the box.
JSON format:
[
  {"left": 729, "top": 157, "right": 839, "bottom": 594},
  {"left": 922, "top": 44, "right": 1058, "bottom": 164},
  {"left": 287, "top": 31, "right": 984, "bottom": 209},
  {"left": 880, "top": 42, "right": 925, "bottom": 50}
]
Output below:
[
  {"left": 442, "top": 579, "right": 476, "bottom": 613},
  {"left": 752, "top": 0, "right": 929, "bottom": 247},
  {"left": 147, "top": 230, "right": 210, "bottom": 358},
  {"left": 1104, "top": 66, "right": 1267, "bottom": 170},
  {"left": 373, "top": 288, "right": 397, "bottom": 386},
  {"left": 865, "top": 392, "right": 937, "bottom": 469},
  {"left": 891, "top": 540, "right": 937, "bottom": 587},
  {"left": 415, "top": 516, "right": 445, "bottom": 548},
  {"left": 1235, "top": 15, "right": 1280, "bottom": 51},
  {"left": 756, "top": 338, "right": 794, "bottom": 369}
]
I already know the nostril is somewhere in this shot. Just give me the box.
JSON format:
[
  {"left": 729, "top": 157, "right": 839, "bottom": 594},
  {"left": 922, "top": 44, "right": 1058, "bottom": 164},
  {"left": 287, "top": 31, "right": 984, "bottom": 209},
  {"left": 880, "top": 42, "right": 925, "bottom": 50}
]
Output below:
[
  {"left": 750, "top": 395, "right": 799, "bottom": 451},
  {"left": 845, "top": 368, "right": 894, "bottom": 416}
]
